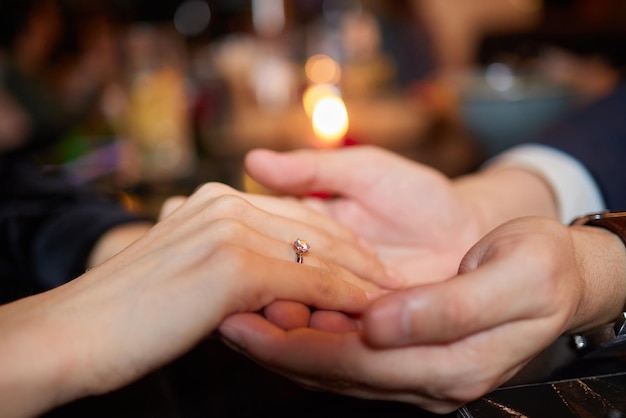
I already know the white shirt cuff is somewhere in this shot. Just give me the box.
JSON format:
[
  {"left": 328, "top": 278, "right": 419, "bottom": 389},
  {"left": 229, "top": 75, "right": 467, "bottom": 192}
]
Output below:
[{"left": 485, "top": 144, "right": 605, "bottom": 224}]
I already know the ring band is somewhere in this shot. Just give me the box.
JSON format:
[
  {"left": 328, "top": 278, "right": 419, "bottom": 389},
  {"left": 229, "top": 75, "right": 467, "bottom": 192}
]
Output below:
[{"left": 293, "top": 239, "right": 310, "bottom": 263}]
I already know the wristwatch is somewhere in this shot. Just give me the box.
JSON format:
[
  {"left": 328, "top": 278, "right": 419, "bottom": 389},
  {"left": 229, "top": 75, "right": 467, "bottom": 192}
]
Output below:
[
  {"left": 570, "top": 211, "right": 626, "bottom": 353},
  {"left": 571, "top": 211, "right": 626, "bottom": 243}
]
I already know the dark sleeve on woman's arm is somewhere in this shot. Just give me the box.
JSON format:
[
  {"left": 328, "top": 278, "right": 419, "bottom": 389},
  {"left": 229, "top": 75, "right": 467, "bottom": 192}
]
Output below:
[
  {"left": 0, "top": 158, "right": 150, "bottom": 293},
  {"left": 532, "top": 81, "right": 626, "bottom": 210},
  {"left": 33, "top": 201, "right": 147, "bottom": 290}
]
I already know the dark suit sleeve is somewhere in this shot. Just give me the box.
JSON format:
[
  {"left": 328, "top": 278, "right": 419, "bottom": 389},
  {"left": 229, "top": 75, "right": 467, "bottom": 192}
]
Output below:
[
  {"left": 531, "top": 81, "right": 626, "bottom": 211},
  {"left": 0, "top": 157, "right": 150, "bottom": 298}
]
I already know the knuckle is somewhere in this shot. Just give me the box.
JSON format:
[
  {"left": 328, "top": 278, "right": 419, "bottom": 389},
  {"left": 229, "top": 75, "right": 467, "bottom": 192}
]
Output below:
[
  {"left": 207, "top": 218, "right": 249, "bottom": 243},
  {"left": 446, "top": 379, "right": 496, "bottom": 405},
  {"left": 308, "top": 262, "right": 344, "bottom": 300},
  {"left": 312, "top": 271, "right": 335, "bottom": 298},
  {"left": 208, "top": 194, "right": 253, "bottom": 217},
  {"left": 193, "top": 181, "right": 234, "bottom": 198},
  {"left": 427, "top": 368, "right": 494, "bottom": 408},
  {"left": 434, "top": 297, "right": 473, "bottom": 338}
]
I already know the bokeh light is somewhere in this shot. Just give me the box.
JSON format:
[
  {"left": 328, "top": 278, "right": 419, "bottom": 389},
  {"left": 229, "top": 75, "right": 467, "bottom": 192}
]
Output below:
[
  {"left": 322, "top": 0, "right": 362, "bottom": 25},
  {"left": 312, "top": 96, "right": 349, "bottom": 143},
  {"left": 304, "top": 54, "right": 342, "bottom": 85},
  {"left": 174, "top": 1, "right": 211, "bottom": 37}
]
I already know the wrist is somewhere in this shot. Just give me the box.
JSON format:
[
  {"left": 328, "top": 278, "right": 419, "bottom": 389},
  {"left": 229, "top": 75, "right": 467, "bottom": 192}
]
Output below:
[
  {"left": 568, "top": 225, "right": 626, "bottom": 334},
  {"left": 87, "top": 222, "right": 152, "bottom": 268},
  {"left": 0, "top": 292, "right": 86, "bottom": 418},
  {"left": 454, "top": 166, "right": 559, "bottom": 235},
  {"left": 484, "top": 144, "right": 605, "bottom": 223}
]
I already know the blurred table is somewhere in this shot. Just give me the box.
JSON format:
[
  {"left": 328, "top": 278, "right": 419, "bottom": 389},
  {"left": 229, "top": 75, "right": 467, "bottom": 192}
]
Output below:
[{"left": 199, "top": 87, "right": 484, "bottom": 191}]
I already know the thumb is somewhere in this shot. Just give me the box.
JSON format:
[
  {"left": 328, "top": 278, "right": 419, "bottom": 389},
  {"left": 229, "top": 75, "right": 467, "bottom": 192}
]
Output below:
[{"left": 244, "top": 146, "right": 393, "bottom": 198}]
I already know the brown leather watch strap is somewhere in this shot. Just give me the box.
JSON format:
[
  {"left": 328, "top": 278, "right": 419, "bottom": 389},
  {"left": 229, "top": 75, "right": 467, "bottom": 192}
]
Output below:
[{"left": 583, "top": 211, "right": 626, "bottom": 249}]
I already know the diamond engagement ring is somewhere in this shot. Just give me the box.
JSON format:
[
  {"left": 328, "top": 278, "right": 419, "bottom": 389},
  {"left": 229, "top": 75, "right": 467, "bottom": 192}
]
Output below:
[{"left": 293, "top": 239, "right": 310, "bottom": 263}]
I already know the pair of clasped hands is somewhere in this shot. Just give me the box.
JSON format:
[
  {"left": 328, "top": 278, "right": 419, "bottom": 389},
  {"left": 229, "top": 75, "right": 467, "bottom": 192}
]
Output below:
[
  {"left": 214, "top": 146, "right": 626, "bottom": 413},
  {"left": 11, "top": 146, "right": 626, "bottom": 418}
]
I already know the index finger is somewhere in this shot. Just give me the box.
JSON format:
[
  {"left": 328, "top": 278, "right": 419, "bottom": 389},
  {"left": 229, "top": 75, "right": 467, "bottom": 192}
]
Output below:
[{"left": 244, "top": 146, "right": 402, "bottom": 199}]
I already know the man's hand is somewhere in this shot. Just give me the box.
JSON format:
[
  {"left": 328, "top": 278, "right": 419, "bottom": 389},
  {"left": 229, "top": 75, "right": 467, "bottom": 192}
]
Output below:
[
  {"left": 220, "top": 216, "right": 626, "bottom": 413},
  {"left": 245, "top": 146, "right": 482, "bottom": 284}
]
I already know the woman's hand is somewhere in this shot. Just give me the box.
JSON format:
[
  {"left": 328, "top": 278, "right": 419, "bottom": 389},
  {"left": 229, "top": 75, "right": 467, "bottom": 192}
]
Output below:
[{"left": 0, "top": 182, "right": 386, "bottom": 418}]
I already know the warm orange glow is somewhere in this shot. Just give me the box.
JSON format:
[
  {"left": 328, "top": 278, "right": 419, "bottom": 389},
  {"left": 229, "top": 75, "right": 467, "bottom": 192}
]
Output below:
[
  {"left": 302, "top": 83, "right": 340, "bottom": 117},
  {"left": 305, "top": 54, "right": 342, "bottom": 85},
  {"left": 508, "top": 0, "right": 542, "bottom": 12},
  {"left": 312, "top": 96, "right": 349, "bottom": 143}
]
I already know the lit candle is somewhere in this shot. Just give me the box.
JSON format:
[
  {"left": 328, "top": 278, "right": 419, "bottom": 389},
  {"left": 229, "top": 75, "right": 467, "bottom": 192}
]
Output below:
[{"left": 311, "top": 95, "right": 349, "bottom": 146}]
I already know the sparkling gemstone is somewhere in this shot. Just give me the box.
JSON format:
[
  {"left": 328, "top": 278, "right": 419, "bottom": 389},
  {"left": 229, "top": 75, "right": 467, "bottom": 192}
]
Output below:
[{"left": 293, "top": 239, "right": 310, "bottom": 254}]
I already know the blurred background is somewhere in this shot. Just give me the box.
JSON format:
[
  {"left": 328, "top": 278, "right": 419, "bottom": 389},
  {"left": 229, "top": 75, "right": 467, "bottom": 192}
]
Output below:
[{"left": 1, "top": 0, "right": 625, "bottom": 219}]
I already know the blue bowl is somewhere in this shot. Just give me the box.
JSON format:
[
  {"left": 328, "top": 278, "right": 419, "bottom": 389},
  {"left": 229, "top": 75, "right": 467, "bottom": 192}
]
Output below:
[{"left": 459, "top": 66, "right": 575, "bottom": 157}]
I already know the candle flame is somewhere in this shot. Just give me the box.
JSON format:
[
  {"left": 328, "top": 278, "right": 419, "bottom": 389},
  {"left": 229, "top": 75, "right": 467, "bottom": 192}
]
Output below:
[{"left": 311, "top": 96, "right": 349, "bottom": 143}]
